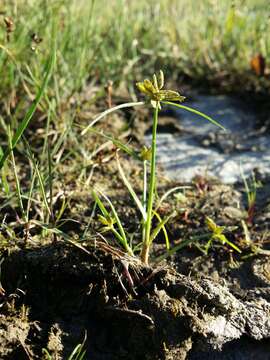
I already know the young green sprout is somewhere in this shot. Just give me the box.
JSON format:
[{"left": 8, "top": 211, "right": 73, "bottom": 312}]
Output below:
[
  {"left": 240, "top": 168, "right": 261, "bottom": 225},
  {"left": 205, "top": 216, "right": 241, "bottom": 254}
]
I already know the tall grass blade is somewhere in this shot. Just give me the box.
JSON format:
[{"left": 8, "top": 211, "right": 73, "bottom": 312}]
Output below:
[
  {"left": 26, "top": 168, "right": 37, "bottom": 222},
  {"left": 0, "top": 45, "right": 55, "bottom": 170},
  {"left": 8, "top": 127, "right": 26, "bottom": 220},
  {"left": 68, "top": 343, "right": 86, "bottom": 360},
  {"left": 25, "top": 142, "right": 51, "bottom": 217}
]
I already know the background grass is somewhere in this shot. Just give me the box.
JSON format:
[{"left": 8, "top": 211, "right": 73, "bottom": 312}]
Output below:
[
  {"left": 0, "top": 0, "right": 269, "bottom": 245},
  {"left": 1, "top": 0, "right": 270, "bottom": 101}
]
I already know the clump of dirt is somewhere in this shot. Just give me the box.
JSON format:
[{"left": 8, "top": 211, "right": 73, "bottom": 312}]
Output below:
[
  {"left": 1, "top": 240, "right": 270, "bottom": 359},
  {"left": 0, "top": 305, "right": 32, "bottom": 359},
  {"left": 46, "top": 324, "right": 64, "bottom": 359}
]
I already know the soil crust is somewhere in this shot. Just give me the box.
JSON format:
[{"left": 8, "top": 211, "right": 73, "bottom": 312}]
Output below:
[{"left": 1, "top": 241, "right": 270, "bottom": 359}]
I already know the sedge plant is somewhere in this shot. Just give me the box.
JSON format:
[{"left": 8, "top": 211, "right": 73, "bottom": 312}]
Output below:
[{"left": 82, "top": 70, "right": 225, "bottom": 265}]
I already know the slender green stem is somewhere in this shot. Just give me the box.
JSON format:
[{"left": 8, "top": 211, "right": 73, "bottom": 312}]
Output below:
[
  {"left": 26, "top": 168, "right": 37, "bottom": 222},
  {"left": 142, "top": 160, "right": 147, "bottom": 244},
  {"left": 143, "top": 160, "right": 147, "bottom": 212},
  {"left": 47, "top": 137, "right": 54, "bottom": 224},
  {"left": 141, "top": 105, "right": 159, "bottom": 264}
]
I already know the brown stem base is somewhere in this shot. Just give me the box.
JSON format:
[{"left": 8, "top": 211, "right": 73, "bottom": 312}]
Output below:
[{"left": 140, "top": 243, "right": 150, "bottom": 266}]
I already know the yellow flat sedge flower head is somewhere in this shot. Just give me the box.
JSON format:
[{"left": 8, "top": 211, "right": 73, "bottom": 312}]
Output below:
[
  {"left": 205, "top": 216, "right": 225, "bottom": 235},
  {"left": 136, "top": 70, "right": 185, "bottom": 109},
  {"left": 140, "top": 145, "right": 152, "bottom": 161},
  {"left": 98, "top": 214, "right": 116, "bottom": 233}
]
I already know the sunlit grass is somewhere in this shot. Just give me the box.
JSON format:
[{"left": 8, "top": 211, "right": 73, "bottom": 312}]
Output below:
[{"left": 0, "top": 0, "right": 269, "bottom": 105}]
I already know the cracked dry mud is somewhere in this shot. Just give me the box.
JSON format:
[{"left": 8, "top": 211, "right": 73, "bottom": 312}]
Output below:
[{"left": 1, "top": 242, "right": 270, "bottom": 359}]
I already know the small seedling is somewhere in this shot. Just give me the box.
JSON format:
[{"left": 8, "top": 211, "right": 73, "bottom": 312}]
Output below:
[
  {"left": 83, "top": 70, "right": 225, "bottom": 265},
  {"left": 42, "top": 341, "right": 86, "bottom": 360},
  {"left": 240, "top": 169, "right": 261, "bottom": 225},
  {"left": 205, "top": 216, "right": 241, "bottom": 254}
]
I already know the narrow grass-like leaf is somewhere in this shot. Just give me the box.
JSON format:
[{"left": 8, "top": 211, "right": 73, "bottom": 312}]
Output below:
[
  {"left": 47, "top": 127, "right": 54, "bottom": 220},
  {"left": 92, "top": 190, "right": 109, "bottom": 217},
  {"left": 98, "top": 189, "right": 133, "bottom": 255},
  {"left": 152, "top": 210, "right": 170, "bottom": 249},
  {"left": 81, "top": 101, "right": 144, "bottom": 134},
  {"left": 93, "top": 189, "right": 133, "bottom": 255},
  {"left": 149, "top": 212, "right": 174, "bottom": 246},
  {"left": 26, "top": 168, "right": 37, "bottom": 222},
  {"left": 31, "top": 220, "right": 71, "bottom": 241},
  {"left": 241, "top": 219, "right": 251, "bottom": 245},
  {"left": 24, "top": 140, "right": 51, "bottom": 217},
  {"left": 117, "top": 155, "right": 147, "bottom": 221},
  {"left": 155, "top": 186, "right": 191, "bottom": 212},
  {"left": 156, "top": 234, "right": 210, "bottom": 263},
  {"left": 8, "top": 127, "right": 26, "bottom": 220},
  {"left": 1, "top": 161, "right": 10, "bottom": 195},
  {"left": 68, "top": 343, "right": 86, "bottom": 360},
  {"left": 142, "top": 160, "right": 147, "bottom": 210},
  {"left": 215, "top": 234, "right": 242, "bottom": 253},
  {"left": 163, "top": 101, "right": 226, "bottom": 131},
  {"left": 55, "top": 196, "right": 68, "bottom": 224},
  {"left": 87, "top": 127, "right": 140, "bottom": 160},
  {"left": 42, "top": 340, "right": 86, "bottom": 360},
  {"left": 240, "top": 165, "right": 251, "bottom": 204},
  {"left": 240, "top": 164, "right": 257, "bottom": 209},
  {"left": 33, "top": 160, "right": 51, "bottom": 217},
  {"left": 0, "top": 45, "right": 55, "bottom": 170},
  {"left": 42, "top": 348, "right": 52, "bottom": 360}
]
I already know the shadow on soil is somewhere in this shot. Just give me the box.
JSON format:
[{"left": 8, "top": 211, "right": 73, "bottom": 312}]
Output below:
[{"left": 1, "top": 242, "right": 270, "bottom": 359}]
